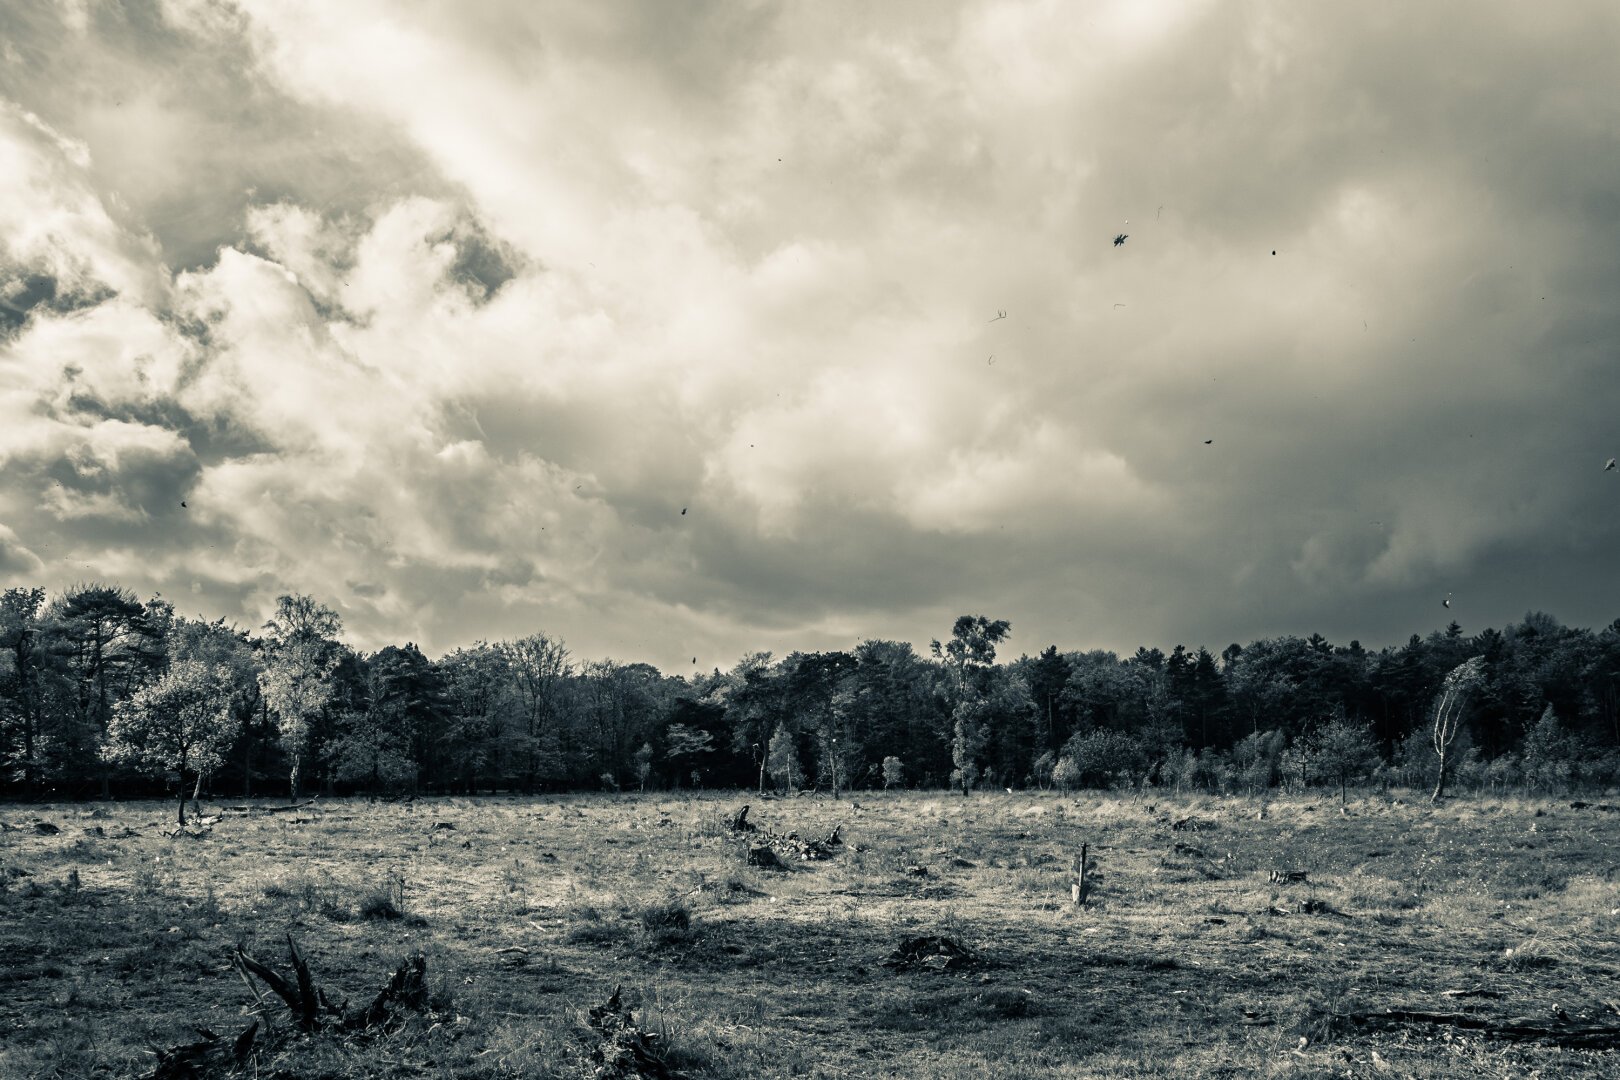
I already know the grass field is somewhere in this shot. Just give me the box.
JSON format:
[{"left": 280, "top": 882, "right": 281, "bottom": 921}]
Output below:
[{"left": 3, "top": 790, "right": 1619, "bottom": 1079}]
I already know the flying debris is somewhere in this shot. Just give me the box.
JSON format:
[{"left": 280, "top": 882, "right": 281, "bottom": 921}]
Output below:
[
  {"left": 692, "top": 657, "right": 697, "bottom": 665},
  {"left": 681, "top": 508, "right": 687, "bottom": 515},
  {"left": 180, "top": 501, "right": 188, "bottom": 508},
  {"left": 1443, "top": 593, "right": 1452, "bottom": 609},
  {"left": 1113, "top": 234, "right": 1128, "bottom": 247},
  {"left": 989, "top": 309, "right": 1006, "bottom": 322},
  {"left": 1606, "top": 458, "right": 1616, "bottom": 472},
  {"left": 1203, "top": 439, "right": 1213, "bottom": 445}
]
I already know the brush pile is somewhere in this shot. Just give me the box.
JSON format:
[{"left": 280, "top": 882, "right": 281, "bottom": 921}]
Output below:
[
  {"left": 724, "top": 804, "right": 844, "bottom": 862},
  {"left": 882, "top": 935, "right": 977, "bottom": 973}
]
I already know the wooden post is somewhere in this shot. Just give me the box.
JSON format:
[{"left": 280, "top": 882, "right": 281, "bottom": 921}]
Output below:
[{"left": 1072, "top": 842, "right": 1088, "bottom": 906}]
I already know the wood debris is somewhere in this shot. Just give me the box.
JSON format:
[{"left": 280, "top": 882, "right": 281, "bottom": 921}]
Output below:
[
  {"left": 220, "top": 799, "right": 319, "bottom": 814},
  {"left": 233, "top": 935, "right": 428, "bottom": 1035},
  {"left": 1340, "top": 1007, "right": 1620, "bottom": 1050},
  {"left": 882, "top": 935, "right": 977, "bottom": 973},
  {"left": 725, "top": 805, "right": 843, "bottom": 862},
  {"left": 585, "top": 985, "right": 679, "bottom": 1079}
]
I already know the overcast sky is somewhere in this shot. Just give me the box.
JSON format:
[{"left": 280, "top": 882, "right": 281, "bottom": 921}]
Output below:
[{"left": 2, "top": 1, "right": 1618, "bottom": 670}]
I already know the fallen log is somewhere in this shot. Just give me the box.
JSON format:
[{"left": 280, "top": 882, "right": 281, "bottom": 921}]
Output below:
[
  {"left": 220, "top": 799, "right": 319, "bottom": 814},
  {"left": 1344, "top": 1008, "right": 1620, "bottom": 1050},
  {"left": 1269, "top": 870, "right": 1308, "bottom": 884}
]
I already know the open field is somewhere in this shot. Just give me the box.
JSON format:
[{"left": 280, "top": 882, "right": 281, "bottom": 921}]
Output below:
[{"left": 3, "top": 791, "right": 1620, "bottom": 1079}]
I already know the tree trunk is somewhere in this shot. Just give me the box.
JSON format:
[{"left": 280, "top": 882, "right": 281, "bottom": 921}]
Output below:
[
  {"left": 192, "top": 773, "right": 204, "bottom": 820},
  {"left": 1430, "top": 748, "right": 1448, "bottom": 803},
  {"left": 290, "top": 752, "right": 302, "bottom": 803}
]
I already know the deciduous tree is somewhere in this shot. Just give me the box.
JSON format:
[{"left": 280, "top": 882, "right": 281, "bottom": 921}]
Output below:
[
  {"left": 104, "top": 660, "right": 238, "bottom": 823},
  {"left": 1431, "top": 656, "right": 1485, "bottom": 802}
]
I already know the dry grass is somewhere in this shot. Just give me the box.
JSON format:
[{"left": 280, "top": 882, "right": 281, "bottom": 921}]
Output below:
[{"left": 2, "top": 790, "right": 1619, "bottom": 1078}]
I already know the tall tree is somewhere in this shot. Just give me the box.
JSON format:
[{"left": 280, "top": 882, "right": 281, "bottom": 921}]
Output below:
[
  {"left": 1026, "top": 646, "right": 1072, "bottom": 753},
  {"left": 1431, "top": 656, "right": 1485, "bottom": 802},
  {"left": 441, "top": 642, "right": 516, "bottom": 794},
  {"left": 258, "top": 594, "right": 344, "bottom": 801},
  {"left": 0, "top": 588, "right": 49, "bottom": 794},
  {"left": 783, "top": 651, "right": 858, "bottom": 797},
  {"left": 931, "top": 616, "right": 1010, "bottom": 795},
  {"left": 499, "top": 633, "right": 572, "bottom": 791},
  {"left": 46, "top": 585, "right": 164, "bottom": 796}
]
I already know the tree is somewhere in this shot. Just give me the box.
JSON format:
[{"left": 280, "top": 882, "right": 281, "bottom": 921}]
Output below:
[
  {"left": 1027, "top": 646, "right": 1071, "bottom": 752},
  {"left": 1520, "top": 704, "right": 1575, "bottom": 794},
  {"left": 259, "top": 595, "right": 344, "bottom": 801},
  {"left": 1231, "top": 729, "right": 1285, "bottom": 795},
  {"left": 931, "top": 616, "right": 1010, "bottom": 795},
  {"left": 46, "top": 584, "right": 164, "bottom": 795},
  {"left": 766, "top": 724, "right": 801, "bottom": 793},
  {"left": 1059, "top": 728, "right": 1147, "bottom": 789},
  {"left": 664, "top": 722, "right": 714, "bottom": 786},
  {"left": 104, "top": 661, "right": 239, "bottom": 823},
  {"left": 1298, "top": 713, "right": 1381, "bottom": 807},
  {"left": 0, "top": 588, "right": 48, "bottom": 794},
  {"left": 168, "top": 616, "right": 263, "bottom": 797},
  {"left": 440, "top": 643, "right": 516, "bottom": 794},
  {"left": 632, "top": 742, "right": 653, "bottom": 791},
  {"left": 1431, "top": 656, "right": 1485, "bottom": 802},
  {"left": 882, "top": 755, "right": 904, "bottom": 789},
  {"left": 499, "top": 633, "right": 571, "bottom": 791},
  {"left": 780, "top": 651, "right": 858, "bottom": 797}
]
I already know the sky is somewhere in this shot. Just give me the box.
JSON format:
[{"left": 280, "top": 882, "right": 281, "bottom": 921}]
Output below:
[{"left": 2, "top": 0, "right": 1619, "bottom": 671}]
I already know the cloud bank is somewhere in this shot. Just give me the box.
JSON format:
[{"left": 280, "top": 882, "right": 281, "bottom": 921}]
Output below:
[{"left": 2, "top": 0, "right": 1618, "bottom": 667}]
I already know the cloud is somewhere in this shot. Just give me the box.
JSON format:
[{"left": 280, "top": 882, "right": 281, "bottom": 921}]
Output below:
[
  {"left": 0, "top": 523, "right": 44, "bottom": 576},
  {"left": 1, "top": 0, "right": 1619, "bottom": 667}
]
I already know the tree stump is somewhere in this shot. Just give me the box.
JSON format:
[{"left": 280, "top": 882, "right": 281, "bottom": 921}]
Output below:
[{"left": 747, "top": 845, "right": 785, "bottom": 870}]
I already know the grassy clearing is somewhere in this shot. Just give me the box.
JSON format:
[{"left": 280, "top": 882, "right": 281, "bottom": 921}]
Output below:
[{"left": 2, "top": 791, "right": 1619, "bottom": 1078}]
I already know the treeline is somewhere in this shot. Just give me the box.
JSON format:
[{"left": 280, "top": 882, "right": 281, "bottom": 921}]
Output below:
[{"left": 2, "top": 585, "right": 1619, "bottom": 810}]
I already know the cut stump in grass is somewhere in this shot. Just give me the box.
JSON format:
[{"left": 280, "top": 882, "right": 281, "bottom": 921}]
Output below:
[
  {"left": 233, "top": 935, "right": 429, "bottom": 1034},
  {"left": 1071, "top": 843, "right": 1092, "bottom": 905},
  {"left": 746, "top": 844, "right": 786, "bottom": 869}
]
